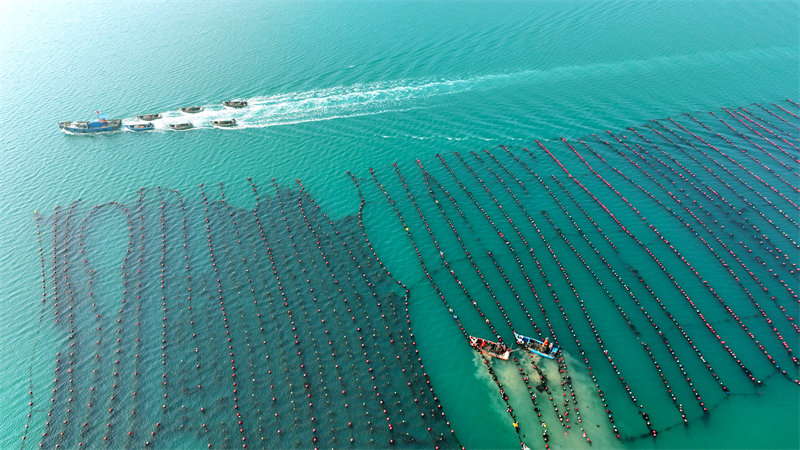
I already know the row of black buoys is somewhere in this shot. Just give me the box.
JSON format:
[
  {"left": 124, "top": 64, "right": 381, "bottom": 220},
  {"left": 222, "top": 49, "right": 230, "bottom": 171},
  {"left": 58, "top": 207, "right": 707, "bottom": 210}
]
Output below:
[
  {"left": 612, "top": 133, "right": 800, "bottom": 334},
  {"left": 532, "top": 164, "right": 706, "bottom": 419},
  {"left": 584, "top": 133, "right": 798, "bottom": 374},
  {"left": 540, "top": 166, "right": 731, "bottom": 406},
  {"left": 686, "top": 113, "right": 800, "bottom": 216},
  {"left": 477, "top": 146, "right": 656, "bottom": 437},
  {"left": 740, "top": 106, "right": 800, "bottom": 143},
  {"left": 414, "top": 157, "right": 573, "bottom": 446},
  {"left": 536, "top": 140, "right": 761, "bottom": 386},
  {"left": 605, "top": 131, "right": 800, "bottom": 338},
  {"left": 538, "top": 200, "right": 696, "bottom": 420},
  {"left": 576, "top": 133, "right": 798, "bottom": 382},
  {"left": 630, "top": 126, "right": 800, "bottom": 260},
  {"left": 568, "top": 135, "right": 787, "bottom": 376},
  {"left": 686, "top": 115, "right": 800, "bottom": 208},
  {"left": 20, "top": 210, "right": 49, "bottom": 445},
  {"left": 600, "top": 131, "right": 800, "bottom": 341},
  {"left": 383, "top": 163, "right": 506, "bottom": 342},
  {"left": 495, "top": 144, "right": 625, "bottom": 431},
  {"left": 731, "top": 108, "right": 799, "bottom": 155},
  {"left": 457, "top": 151, "right": 587, "bottom": 433},
  {"left": 437, "top": 152, "right": 611, "bottom": 441},
  {"left": 721, "top": 108, "right": 800, "bottom": 164},
  {"left": 390, "top": 161, "right": 542, "bottom": 448},
  {"left": 756, "top": 103, "right": 800, "bottom": 132},
  {"left": 467, "top": 151, "right": 602, "bottom": 443},
  {"left": 200, "top": 183, "right": 250, "bottom": 448},
  {"left": 435, "top": 151, "right": 597, "bottom": 434},
  {"left": 366, "top": 167, "right": 513, "bottom": 448},
  {"left": 340, "top": 172, "right": 461, "bottom": 447},
  {"left": 651, "top": 120, "right": 800, "bottom": 231}
]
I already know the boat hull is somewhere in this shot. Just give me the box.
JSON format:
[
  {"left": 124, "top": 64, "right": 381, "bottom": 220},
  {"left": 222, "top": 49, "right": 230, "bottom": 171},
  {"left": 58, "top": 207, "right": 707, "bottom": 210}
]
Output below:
[
  {"left": 469, "top": 336, "right": 511, "bottom": 360},
  {"left": 125, "top": 123, "right": 155, "bottom": 131},
  {"left": 514, "top": 332, "right": 558, "bottom": 359},
  {"left": 211, "top": 119, "right": 236, "bottom": 127},
  {"left": 59, "top": 119, "right": 122, "bottom": 133}
]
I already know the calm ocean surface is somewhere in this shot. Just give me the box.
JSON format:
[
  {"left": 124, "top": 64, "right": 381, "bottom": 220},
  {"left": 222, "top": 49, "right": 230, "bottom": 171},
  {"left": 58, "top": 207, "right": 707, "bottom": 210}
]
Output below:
[{"left": 1, "top": 1, "right": 798, "bottom": 449}]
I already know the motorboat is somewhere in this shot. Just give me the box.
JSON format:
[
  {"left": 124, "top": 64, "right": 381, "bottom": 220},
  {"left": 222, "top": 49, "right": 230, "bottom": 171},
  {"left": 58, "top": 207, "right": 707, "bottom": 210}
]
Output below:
[
  {"left": 168, "top": 122, "right": 193, "bottom": 130},
  {"left": 211, "top": 119, "right": 236, "bottom": 127},
  {"left": 222, "top": 100, "right": 247, "bottom": 108},
  {"left": 179, "top": 106, "right": 203, "bottom": 113},
  {"left": 125, "top": 122, "right": 155, "bottom": 131},
  {"left": 136, "top": 113, "right": 161, "bottom": 121}
]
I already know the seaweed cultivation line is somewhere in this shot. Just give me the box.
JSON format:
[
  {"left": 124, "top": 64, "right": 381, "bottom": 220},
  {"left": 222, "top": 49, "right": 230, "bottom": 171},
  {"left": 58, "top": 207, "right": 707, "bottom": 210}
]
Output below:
[
  {"left": 27, "top": 181, "right": 459, "bottom": 449},
  {"left": 24, "top": 99, "right": 800, "bottom": 449},
  {"left": 349, "top": 100, "right": 797, "bottom": 447}
]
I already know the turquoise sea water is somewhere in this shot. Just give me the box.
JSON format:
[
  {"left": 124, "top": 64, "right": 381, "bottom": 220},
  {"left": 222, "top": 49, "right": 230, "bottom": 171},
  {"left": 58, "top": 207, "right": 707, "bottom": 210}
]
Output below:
[{"left": 1, "top": 1, "right": 799, "bottom": 449}]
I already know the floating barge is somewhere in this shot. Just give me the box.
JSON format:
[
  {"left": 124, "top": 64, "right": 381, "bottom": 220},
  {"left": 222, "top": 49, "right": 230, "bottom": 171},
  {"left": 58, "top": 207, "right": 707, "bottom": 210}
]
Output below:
[
  {"left": 514, "top": 332, "right": 558, "bottom": 359},
  {"left": 469, "top": 336, "right": 511, "bottom": 360}
]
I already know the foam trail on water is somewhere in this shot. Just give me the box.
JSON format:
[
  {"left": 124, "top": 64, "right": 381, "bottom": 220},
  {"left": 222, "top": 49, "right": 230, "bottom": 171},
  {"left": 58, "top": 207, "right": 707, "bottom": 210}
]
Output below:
[{"left": 123, "top": 45, "right": 796, "bottom": 131}]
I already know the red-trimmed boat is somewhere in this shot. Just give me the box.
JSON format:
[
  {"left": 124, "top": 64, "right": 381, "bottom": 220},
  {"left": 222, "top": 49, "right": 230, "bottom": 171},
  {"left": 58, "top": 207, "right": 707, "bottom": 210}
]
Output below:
[{"left": 469, "top": 336, "right": 511, "bottom": 360}]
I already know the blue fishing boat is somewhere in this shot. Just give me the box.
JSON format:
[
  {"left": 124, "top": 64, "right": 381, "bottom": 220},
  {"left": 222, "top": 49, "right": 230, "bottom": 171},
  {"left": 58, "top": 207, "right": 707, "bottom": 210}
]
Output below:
[
  {"left": 59, "top": 114, "right": 121, "bottom": 133},
  {"left": 514, "top": 332, "right": 558, "bottom": 359},
  {"left": 125, "top": 122, "right": 155, "bottom": 131}
]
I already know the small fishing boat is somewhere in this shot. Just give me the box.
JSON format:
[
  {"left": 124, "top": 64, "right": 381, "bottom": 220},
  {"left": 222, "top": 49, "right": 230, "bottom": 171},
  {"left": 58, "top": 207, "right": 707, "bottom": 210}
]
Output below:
[
  {"left": 179, "top": 106, "right": 203, "bottom": 113},
  {"left": 222, "top": 100, "right": 247, "bottom": 108},
  {"left": 469, "top": 336, "right": 511, "bottom": 360},
  {"left": 211, "top": 118, "right": 236, "bottom": 127},
  {"left": 514, "top": 332, "right": 558, "bottom": 359},
  {"left": 136, "top": 113, "right": 161, "bottom": 121},
  {"left": 125, "top": 122, "right": 155, "bottom": 131},
  {"left": 59, "top": 115, "right": 121, "bottom": 133},
  {"left": 168, "top": 122, "right": 193, "bottom": 130}
]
